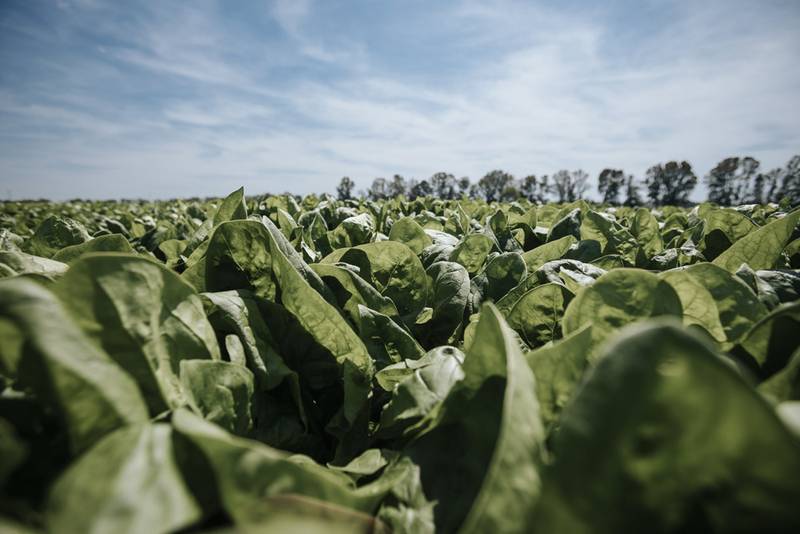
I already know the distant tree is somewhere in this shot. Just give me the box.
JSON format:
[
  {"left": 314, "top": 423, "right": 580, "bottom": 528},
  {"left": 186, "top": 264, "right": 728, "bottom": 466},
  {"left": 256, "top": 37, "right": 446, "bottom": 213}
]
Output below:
[
  {"left": 520, "top": 175, "right": 538, "bottom": 202},
  {"left": 337, "top": 176, "right": 354, "bottom": 200},
  {"left": 598, "top": 168, "right": 626, "bottom": 205},
  {"left": 457, "top": 177, "right": 471, "bottom": 196},
  {"left": 429, "top": 172, "right": 458, "bottom": 200},
  {"left": 388, "top": 174, "right": 407, "bottom": 197},
  {"left": 550, "top": 169, "right": 589, "bottom": 203},
  {"left": 476, "top": 170, "right": 515, "bottom": 202},
  {"left": 499, "top": 184, "right": 521, "bottom": 202},
  {"left": 468, "top": 183, "right": 480, "bottom": 199},
  {"left": 409, "top": 179, "right": 433, "bottom": 200},
  {"left": 644, "top": 161, "right": 697, "bottom": 206},
  {"left": 706, "top": 157, "right": 760, "bottom": 205},
  {"left": 622, "top": 175, "right": 642, "bottom": 207},
  {"left": 757, "top": 168, "right": 783, "bottom": 204},
  {"left": 368, "top": 177, "right": 389, "bottom": 200},
  {"left": 538, "top": 175, "right": 550, "bottom": 202},
  {"left": 776, "top": 155, "right": 800, "bottom": 207}
]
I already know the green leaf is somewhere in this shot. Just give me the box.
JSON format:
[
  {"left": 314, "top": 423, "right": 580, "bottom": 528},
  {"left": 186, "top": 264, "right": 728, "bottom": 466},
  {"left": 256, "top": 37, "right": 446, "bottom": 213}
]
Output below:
[
  {"left": 422, "top": 261, "right": 470, "bottom": 346},
  {"left": 562, "top": 268, "right": 683, "bottom": 353},
  {"left": 505, "top": 283, "right": 572, "bottom": 348},
  {"left": 180, "top": 359, "right": 255, "bottom": 435},
  {"left": 24, "top": 215, "right": 92, "bottom": 258},
  {"left": 521, "top": 236, "right": 577, "bottom": 271},
  {"left": 713, "top": 210, "right": 800, "bottom": 271},
  {"left": 51, "top": 234, "right": 134, "bottom": 264},
  {"left": 312, "top": 263, "right": 399, "bottom": 321},
  {"left": 202, "top": 220, "right": 279, "bottom": 299},
  {"left": 408, "top": 304, "right": 545, "bottom": 533},
  {"left": 270, "top": 234, "right": 373, "bottom": 457},
  {"left": 0, "top": 250, "right": 67, "bottom": 280},
  {"left": 389, "top": 217, "right": 432, "bottom": 255},
  {"left": 660, "top": 263, "right": 767, "bottom": 347},
  {"left": 1, "top": 278, "right": 148, "bottom": 454},
  {"left": 376, "top": 347, "right": 465, "bottom": 439},
  {"left": 46, "top": 423, "right": 201, "bottom": 534},
  {"left": 324, "top": 241, "right": 429, "bottom": 318},
  {"left": 171, "top": 409, "right": 381, "bottom": 526},
  {"left": 525, "top": 324, "right": 592, "bottom": 430},
  {"left": 737, "top": 301, "right": 800, "bottom": 374},
  {"left": 759, "top": 347, "right": 800, "bottom": 402},
  {"left": 547, "top": 208, "right": 582, "bottom": 242},
  {"left": 53, "top": 253, "right": 220, "bottom": 414},
  {"left": 355, "top": 304, "right": 425, "bottom": 370},
  {"left": 202, "top": 289, "right": 297, "bottom": 391},
  {"left": 448, "top": 234, "right": 494, "bottom": 275},
  {"left": 534, "top": 321, "right": 800, "bottom": 533},
  {"left": 629, "top": 208, "right": 663, "bottom": 258}
]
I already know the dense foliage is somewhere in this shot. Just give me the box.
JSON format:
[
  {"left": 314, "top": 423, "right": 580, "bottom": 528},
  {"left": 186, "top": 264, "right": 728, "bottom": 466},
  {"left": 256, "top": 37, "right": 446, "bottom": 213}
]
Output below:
[{"left": 1, "top": 190, "right": 799, "bottom": 533}]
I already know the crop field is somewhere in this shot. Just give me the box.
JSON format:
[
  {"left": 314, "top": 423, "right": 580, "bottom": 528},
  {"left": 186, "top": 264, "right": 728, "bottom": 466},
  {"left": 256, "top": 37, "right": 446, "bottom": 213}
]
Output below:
[{"left": 1, "top": 189, "right": 799, "bottom": 533}]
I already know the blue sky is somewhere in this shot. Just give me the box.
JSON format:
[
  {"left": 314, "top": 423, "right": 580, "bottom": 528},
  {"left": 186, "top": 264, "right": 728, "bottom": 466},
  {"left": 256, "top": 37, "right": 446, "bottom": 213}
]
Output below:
[{"left": 1, "top": 0, "right": 798, "bottom": 200}]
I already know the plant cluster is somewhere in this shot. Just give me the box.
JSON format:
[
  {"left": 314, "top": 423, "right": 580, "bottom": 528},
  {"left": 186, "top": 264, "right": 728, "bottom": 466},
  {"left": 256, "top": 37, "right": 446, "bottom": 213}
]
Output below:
[{"left": 1, "top": 190, "right": 799, "bottom": 533}]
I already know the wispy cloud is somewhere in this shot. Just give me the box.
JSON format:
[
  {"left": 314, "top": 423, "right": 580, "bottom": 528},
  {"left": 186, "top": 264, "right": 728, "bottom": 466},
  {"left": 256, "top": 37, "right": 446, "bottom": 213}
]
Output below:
[{"left": 0, "top": 0, "right": 798, "bottom": 200}]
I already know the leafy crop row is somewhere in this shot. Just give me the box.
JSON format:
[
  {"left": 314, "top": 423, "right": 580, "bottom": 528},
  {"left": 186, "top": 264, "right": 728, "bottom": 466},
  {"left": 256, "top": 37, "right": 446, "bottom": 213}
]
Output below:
[{"left": 1, "top": 190, "right": 799, "bottom": 533}]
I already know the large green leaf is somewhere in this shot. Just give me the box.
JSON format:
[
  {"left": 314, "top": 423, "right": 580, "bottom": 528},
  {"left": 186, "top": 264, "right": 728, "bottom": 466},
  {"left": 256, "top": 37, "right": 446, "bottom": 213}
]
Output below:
[
  {"left": 629, "top": 208, "right": 663, "bottom": 258},
  {"left": 46, "top": 423, "right": 201, "bottom": 534},
  {"left": 355, "top": 304, "right": 425, "bottom": 370},
  {"left": 534, "top": 321, "right": 800, "bottom": 533},
  {"left": 0, "top": 278, "right": 148, "bottom": 454},
  {"left": 0, "top": 250, "right": 67, "bottom": 279},
  {"left": 51, "top": 234, "right": 134, "bottom": 264},
  {"left": 312, "top": 263, "right": 399, "bottom": 321},
  {"left": 376, "top": 347, "right": 465, "bottom": 440},
  {"left": 562, "top": 268, "right": 683, "bottom": 352},
  {"left": 171, "top": 409, "right": 380, "bottom": 526},
  {"left": 521, "top": 235, "right": 576, "bottom": 271},
  {"left": 408, "top": 304, "right": 545, "bottom": 533},
  {"left": 323, "top": 241, "right": 429, "bottom": 318},
  {"left": 525, "top": 324, "right": 592, "bottom": 431},
  {"left": 388, "top": 217, "right": 432, "bottom": 255},
  {"left": 180, "top": 359, "right": 255, "bottom": 435},
  {"left": 505, "top": 283, "right": 572, "bottom": 348},
  {"left": 24, "top": 215, "right": 92, "bottom": 258},
  {"left": 713, "top": 209, "right": 800, "bottom": 271},
  {"left": 201, "top": 289, "right": 296, "bottom": 392},
  {"left": 448, "top": 234, "right": 494, "bottom": 275},
  {"left": 660, "top": 263, "right": 767, "bottom": 347},
  {"left": 53, "top": 254, "right": 220, "bottom": 414},
  {"left": 270, "top": 234, "right": 373, "bottom": 458}
]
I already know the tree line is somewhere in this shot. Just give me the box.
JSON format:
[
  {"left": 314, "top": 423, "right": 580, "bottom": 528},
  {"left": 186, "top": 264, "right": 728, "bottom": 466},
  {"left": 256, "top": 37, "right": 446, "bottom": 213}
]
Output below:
[{"left": 336, "top": 155, "right": 800, "bottom": 207}]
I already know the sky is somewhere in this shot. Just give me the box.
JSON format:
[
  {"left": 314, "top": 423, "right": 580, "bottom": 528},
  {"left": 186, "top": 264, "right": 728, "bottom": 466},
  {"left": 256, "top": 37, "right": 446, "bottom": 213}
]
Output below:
[{"left": 0, "top": 0, "right": 799, "bottom": 200}]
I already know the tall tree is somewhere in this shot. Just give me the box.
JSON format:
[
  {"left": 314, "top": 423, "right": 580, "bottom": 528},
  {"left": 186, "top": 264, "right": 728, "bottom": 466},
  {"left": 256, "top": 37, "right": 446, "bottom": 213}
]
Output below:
[
  {"left": 336, "top": 176, "right": 354, "bottom": 200},
  {"left": 429, "top": 172, "right": 458, "bottom": 200},
  {"left": 457, "top": 177, "right": 471, "bottom": 197},
  {"left": 476, "top": 170, "right": 515, "bottom": 202},
  {"left": 644, "top": 161, "right": 697, "bottom": 206},
  {"left": 520, "top": 175, "right": 537, "bottom": 202},
  {"left": 622, "top": 175, "right": 642, "bottom": 207},
  {"left": 408, "top": 179, "right": 433, "bottom": 200},
  {"left": 705, "top": 156, "right": 760, "bottom": 205},
  {"left": 368, "top": 177, "right": 389, "bottom": 200},
  {"left": 519, "top": 175, "right": 550, "bottom": 203},
  {"left": 551, "top": 170, "right": 589, "bottom": 203},
  {"left": 388, "top": 174, "right": 407, "bottom": 197},
  {"left": 598, "top": 168, "right": 626, "bottom": 205},
  {"left": 776, "top": 155, "right": 800, "bottom": 207}
]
